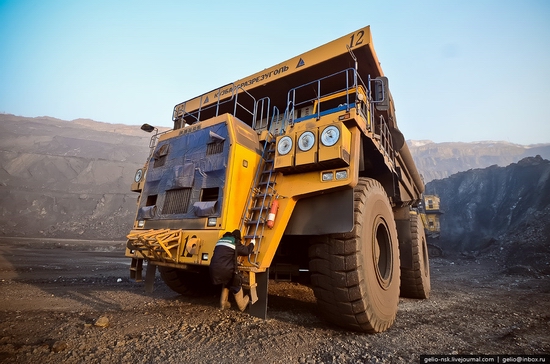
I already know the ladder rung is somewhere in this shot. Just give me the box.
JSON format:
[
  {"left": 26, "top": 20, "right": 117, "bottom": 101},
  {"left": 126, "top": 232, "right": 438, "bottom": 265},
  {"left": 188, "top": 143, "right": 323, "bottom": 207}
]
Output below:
[
  {"left": 240, "top": 138, "right": 278, "bottom": 245},
  {"left": 246, "top": 219, "right": 265, "bottom": 225},
  {"left": 251, "top": 206, "right": 268, "bottom": 212},
  {"left": 255, "top": 193, "right": 274, "bottom": 199}
]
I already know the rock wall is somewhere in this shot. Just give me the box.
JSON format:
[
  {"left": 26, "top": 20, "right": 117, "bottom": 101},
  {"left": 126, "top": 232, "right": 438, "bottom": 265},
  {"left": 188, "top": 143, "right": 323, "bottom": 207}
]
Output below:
[
  {"left": 409, "top": 140, "right": 550, "bottom": 183},
  {"left": 425, "top": 156, "right": 550, "bottom": 270}
]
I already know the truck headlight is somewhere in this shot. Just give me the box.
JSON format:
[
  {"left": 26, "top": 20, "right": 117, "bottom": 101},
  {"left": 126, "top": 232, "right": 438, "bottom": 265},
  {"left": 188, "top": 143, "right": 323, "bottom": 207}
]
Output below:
[
  {"left": 335, "top": 170, "right": 348, "bottom": 180},
  {"left": 277, "top": 136, "right": 293, "bottom": 155},
  {"left": 298, "top": 131, "right": 315, "bottom": 151},
  {"left": 322, "top": 172, "right": 334, "bottom": 181},
  {"left": 321, "top": 125, "right": 340, "bottom": 147},
  {"left": 134, "top": 169, "right": 143, "bottom": 183}
]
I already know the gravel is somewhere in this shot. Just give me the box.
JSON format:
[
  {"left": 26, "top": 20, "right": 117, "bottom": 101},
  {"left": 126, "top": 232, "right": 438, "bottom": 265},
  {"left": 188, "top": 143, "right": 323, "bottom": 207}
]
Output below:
[{"left": 0, "top": 239, "right": 548, "bottom": 363}]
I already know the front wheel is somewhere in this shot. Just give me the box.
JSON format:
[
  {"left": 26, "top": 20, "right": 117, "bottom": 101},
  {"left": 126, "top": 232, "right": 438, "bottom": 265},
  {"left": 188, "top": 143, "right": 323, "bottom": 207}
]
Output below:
[
  {"left": 158, "top": 266, "right": 216, "bottom": 296},
  {"left": 309, "top": 178, "right": 400, "bottom": 333}
]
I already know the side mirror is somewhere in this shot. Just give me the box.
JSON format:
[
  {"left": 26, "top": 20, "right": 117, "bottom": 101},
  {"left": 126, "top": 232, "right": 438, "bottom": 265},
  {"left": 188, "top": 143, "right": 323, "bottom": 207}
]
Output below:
[
  {"left": 373, "top": 76, "right": 390, "bottom": 111},
  {"left": 141, "top": 123, "right": 156, "bottom": 133}
]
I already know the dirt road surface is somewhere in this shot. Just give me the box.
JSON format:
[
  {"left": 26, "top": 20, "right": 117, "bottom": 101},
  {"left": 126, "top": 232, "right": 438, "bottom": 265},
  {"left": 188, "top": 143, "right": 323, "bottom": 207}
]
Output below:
[{"left": 0, "top": 238, "right": 548, "bottom": 363}]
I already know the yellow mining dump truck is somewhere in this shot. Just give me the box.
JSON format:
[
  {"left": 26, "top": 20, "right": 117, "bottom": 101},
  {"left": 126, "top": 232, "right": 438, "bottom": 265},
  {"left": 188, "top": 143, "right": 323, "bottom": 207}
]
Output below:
[
  {"left": 126, "top": 25, "right": 429, "bottom": 333},
  {"left": 420, "top": 195, "right": 443, "bottom": 257}
]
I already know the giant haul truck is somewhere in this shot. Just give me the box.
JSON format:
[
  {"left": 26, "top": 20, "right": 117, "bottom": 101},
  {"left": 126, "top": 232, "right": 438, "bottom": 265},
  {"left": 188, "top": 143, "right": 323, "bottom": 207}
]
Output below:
[{"left": 126, "top": 25, "right": 430, "bottom": 333}]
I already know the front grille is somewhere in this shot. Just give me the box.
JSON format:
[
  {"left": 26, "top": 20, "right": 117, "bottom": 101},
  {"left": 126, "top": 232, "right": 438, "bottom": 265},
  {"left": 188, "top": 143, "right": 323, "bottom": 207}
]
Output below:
[
  {"left": 162, "top": 188, "right": 191, "bottom": 214},
  {"left": 206, "top": 142, "right": 224, "bottom": 155}
]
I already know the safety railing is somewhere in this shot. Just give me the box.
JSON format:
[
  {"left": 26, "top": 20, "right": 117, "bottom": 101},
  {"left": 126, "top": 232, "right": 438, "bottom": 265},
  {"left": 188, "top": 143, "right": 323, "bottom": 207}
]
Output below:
[
  {"left": 172, "top": 85, "right": 234, "bottom": 127},
  {"left": 253, "top": 97, "right": 270, "bottom": 131},
  {"left": 233, "top": 85, "right": 257, "bottom": 125},
  {"left": 375, "top": 114, "right": 395, "bottom": 164},
  {"left": 283, "top": 68, "right": 369, "bottom": 130},
  {"left": 172, "top": 83, "right": 264, "bottom": 129}
]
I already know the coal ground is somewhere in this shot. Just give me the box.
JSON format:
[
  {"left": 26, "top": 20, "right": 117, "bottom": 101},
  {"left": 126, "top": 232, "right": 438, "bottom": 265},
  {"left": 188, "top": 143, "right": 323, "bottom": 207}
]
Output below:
[{"left": 0, "top": 238, "right": 548, "bottom": 363}]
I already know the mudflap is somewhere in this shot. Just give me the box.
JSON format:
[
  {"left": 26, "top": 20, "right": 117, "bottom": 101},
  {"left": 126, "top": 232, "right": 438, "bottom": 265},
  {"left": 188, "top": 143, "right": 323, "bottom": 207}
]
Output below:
[
  {"left": 145, "top": 262, "right": 157, "bottom": 293},
  {"left": 130, "top": 258, "right": 144, "bottom": 282},
  {"left": 248, "top": 269, "right": 269, "bottom": 319}
]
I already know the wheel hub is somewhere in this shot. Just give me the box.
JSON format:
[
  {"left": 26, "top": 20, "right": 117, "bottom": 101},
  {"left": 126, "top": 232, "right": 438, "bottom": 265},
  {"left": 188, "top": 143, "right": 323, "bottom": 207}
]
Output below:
[{"left": 373, "top": 216, "right": 392, "bottom": 289}]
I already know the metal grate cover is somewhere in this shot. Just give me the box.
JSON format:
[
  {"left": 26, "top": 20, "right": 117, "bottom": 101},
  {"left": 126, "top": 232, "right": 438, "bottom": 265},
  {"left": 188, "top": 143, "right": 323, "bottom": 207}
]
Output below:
[
  {"left": 162, "top": 188, "right": 192, "bottom": 214},
  {"left": 206, "top": 142, "right": 224, "bottom": 155}
]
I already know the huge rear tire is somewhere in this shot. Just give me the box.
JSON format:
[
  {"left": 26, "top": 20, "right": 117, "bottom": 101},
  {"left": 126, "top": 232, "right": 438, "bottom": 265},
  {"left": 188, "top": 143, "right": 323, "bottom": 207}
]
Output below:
[
  {"left": 400, "top": 213, "right": 431, "bottom": 299},
  {"left": 158, "top": 266, "right": 216, "bottom": 296},
  {"left": 308, "top": 178, "right": 400, "bottom": 333}
]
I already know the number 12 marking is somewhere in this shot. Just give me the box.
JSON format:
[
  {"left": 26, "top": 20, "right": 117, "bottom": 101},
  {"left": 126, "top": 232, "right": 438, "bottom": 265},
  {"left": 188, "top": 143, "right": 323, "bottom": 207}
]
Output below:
[{"left": 349, "top": 30, "right": 365, "bottom": 48}]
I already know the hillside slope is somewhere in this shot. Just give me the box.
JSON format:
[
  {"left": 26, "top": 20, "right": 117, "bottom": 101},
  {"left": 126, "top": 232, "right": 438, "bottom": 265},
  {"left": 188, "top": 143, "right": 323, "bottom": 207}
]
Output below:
[
  {"left": 409, "top": 140, "right": 550, "bottom": 183},
  {"left": 0, "top": 114, "right": 151, "bottom": 239},
  {"left": 1, "top": 114, "right": 549, "bottom": 251}
]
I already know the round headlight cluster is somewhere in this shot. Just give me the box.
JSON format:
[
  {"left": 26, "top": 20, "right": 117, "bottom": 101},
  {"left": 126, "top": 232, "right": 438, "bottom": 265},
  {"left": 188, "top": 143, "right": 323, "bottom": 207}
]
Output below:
[
  {"left": 298, "top": 131, "right": 315, "bottom": 151},
  {"left": 134, "top": 169, "right": 143, "bottom": 183},
  {"left": 277, "top": 136, "right": 293, "bottom": 155},
  {"left": 321, "top": 125, "right": 340, "bottom": 147},
  {"left": 278, "top": 126, "right": 340, "bottom": 155}
]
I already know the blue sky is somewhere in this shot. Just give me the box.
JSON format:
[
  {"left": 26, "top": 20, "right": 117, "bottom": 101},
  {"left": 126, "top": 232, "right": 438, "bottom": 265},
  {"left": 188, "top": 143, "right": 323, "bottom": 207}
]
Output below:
[{"left": 1, "top": 0, "right": 549, "bottom": 145}]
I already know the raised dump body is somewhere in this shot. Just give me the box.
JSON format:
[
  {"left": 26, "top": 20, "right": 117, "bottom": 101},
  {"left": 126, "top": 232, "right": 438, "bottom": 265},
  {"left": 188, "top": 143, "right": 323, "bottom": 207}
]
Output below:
[{"left": 126, "top": 26, "right": 430, "bottom": 333}]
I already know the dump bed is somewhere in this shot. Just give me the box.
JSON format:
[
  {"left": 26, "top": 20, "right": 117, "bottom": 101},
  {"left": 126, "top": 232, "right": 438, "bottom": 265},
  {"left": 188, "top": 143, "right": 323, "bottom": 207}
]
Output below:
[{"left": 172, "top": 26, "right": 397, "bottom": 132}]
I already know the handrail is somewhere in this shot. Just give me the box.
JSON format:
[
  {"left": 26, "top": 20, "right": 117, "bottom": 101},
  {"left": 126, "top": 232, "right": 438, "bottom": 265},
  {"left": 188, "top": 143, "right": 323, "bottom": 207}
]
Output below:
[
  {"left": 145, "top": 127, "right": 173, "bottom": 165},
  {"left": 172, "top": 83, "right": 263, "bottom": 129},
  {"left": 376, "top": 115, "right": 395, "bottom": 164},
  {"left": 283, "top": 68, "right": 369, "bottom": 129},
  {"left": 233, "top": 85, "right": 257, "bottom": 123},
  {"left": 172, "top": 84, "right": 237, "bottom": 126},
  {"left": 253, "top": 97, "right": 270, "bottom": 131}
]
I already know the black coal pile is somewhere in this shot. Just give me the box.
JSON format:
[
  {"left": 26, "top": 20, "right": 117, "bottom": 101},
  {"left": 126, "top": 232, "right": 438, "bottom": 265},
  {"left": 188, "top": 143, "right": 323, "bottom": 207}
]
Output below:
[
  {"left": 426, "top": 155, "right": 550, "bottom": 275},
  {"left": 497, "top": 205, "right": 550, "bottom": 275}
]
